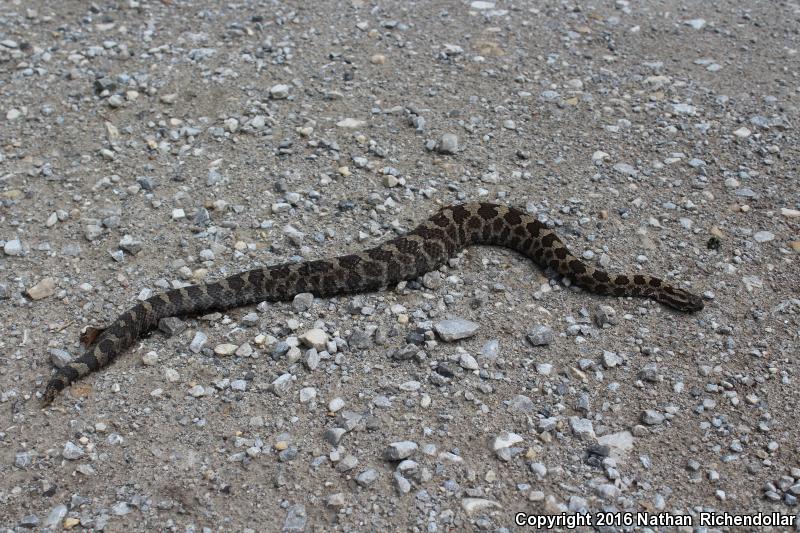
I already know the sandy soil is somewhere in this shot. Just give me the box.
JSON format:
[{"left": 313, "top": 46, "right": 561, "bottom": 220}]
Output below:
[{"left": 1, "top": 1, "right": 798, "bottom": 531}]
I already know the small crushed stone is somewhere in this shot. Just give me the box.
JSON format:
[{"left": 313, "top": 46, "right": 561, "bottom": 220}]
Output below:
[{"left": 1, "top": 1, "right": 798, "bottom": 531}]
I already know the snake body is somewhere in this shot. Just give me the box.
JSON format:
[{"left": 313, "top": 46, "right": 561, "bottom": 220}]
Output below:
[{"left": 42, "top": 202, "right": 703, "bottom": 404}]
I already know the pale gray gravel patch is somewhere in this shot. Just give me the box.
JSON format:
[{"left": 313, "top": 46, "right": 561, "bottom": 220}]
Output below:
[{"left": 2, "top": 1, "right": 797, "bottom": 530}]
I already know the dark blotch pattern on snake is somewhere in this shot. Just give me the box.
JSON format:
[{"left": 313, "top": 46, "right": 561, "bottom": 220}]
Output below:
[{"left": 42, "top": 202, "right": 703, "bottom": 404}]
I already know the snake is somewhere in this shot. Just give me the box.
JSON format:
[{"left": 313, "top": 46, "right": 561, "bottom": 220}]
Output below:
[{"left": 42, "top": 202, "right": 703, "bottom": 405}]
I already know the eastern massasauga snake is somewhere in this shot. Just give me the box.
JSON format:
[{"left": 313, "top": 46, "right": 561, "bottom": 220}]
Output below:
[{"left": 42, "top": 202, "right": 703, "bottom": 405}]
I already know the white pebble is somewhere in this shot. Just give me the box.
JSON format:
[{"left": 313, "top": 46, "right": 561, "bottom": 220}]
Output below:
[
  {"left": 328, "top": 397, "right": 345, "bottom": 412},
  {"left": 733, "top": 127, "right": 751, "bottom": 138},
  {"left": 141, "top": 351, "right": 158, "bottom": 366}
]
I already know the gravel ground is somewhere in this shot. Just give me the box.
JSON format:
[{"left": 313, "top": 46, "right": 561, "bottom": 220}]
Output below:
[{"left": 1, "top": 0, "right": 799, "bottom": 531}]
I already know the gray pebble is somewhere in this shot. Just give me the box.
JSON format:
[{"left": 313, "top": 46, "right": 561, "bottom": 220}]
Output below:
[
  {"left": 241, "top": 312, "right": 259, "bottom": 326},
  {"left": 349, "top": 328, "right": 373, "bottom": 349},
  {"left": 336, "top": 454, "right": 359, "bottom": 472},
  {"left": 279, "top": 447, "right": 298, "bottom": 462},
  {"left": 270, "top": 373, "right": 293, "bottom": 396},
  {"left": 328, "top": 397, "right": 345, "bottom": 412},
  {"left": 641, "top": 410, "right": 665, "bottom": 425},
  {"left": 19, "top": 515, "right": 39, "bottom": 528},
  {"left": 207, "top": 168, "right": 225, "bottom": 183},
  {"left": 61, "top": 243, "right": 81, "bottom": 257},
  {"left": 592, "top": 305, "right": 618, "bottom": 327},
  {"left": 481, "top": 339, "right": 499, "bottom": 359},
  {"left": 527, "top": 325, "right": 554, "bottom": 346},
  {"left": 596, "top": 483, "right": 621, "bottom": 500},
  {"left": 338, "top": 411, "right": 364, "bottom": 431},
  {"left": 327, "top": 493, "right": 347, "bottom": 507},
  {"left": 754, "top": 231, "right": 775, "bottom": 243},
  {"left": 236, "top": 343, "right": 253, "bottom": 357},
  {"left": 324, "top": 427, "right": 347, "bottom": 446},
  {"left": 194, "top": 207, "right": 210, "bottom": 226},
  {"left": 394, "top": 472, "right": 412, "bottom": 494},
  {"left": 251, "top": 115, "right": 267, "bottom": 129},
  {"left": 373, "top": 395, "right": 391, "bottom": 408},
  {"left": 119, "top": 234, "right": 142, "bottom": 255},
  {"left": 189, "top": 331, "right": 208, "bottom": 353},
  {"left": 15, "top": 451, "right": 32, "bottom": 468},
  {"left": 270, "top": 84, "right": 290, "bottom": 99},
  {"left": 507, "top": 394, "right": 535, "bottom": 413},
  {"left": 3, "top": 239, "right": 23, "bottom": 256},
  {"left": 530, "top": 462, "right": 547, "bottom": 478},
  {"left": 613, "top": 163, "right": 638, "bottom": 177},
  {"left": 42, "top": 505, "right": 67, "bottom": 529},
  {"left": 299, "top": 387, "right": 317, "bottom": 402},
  {"left": 188, "top": 47, "right": 216, "bottom": 61},
  {"left": 385, "top": 441, "right": 418, "bottom": 461},
  {"left": 62, "top": 441, "right": 84, "bottom": 460},
  {"left": 602, "top": 350, "right": 623, "bottom": 368},
  {"left": 685, "top": 18, "right": 706, "bottom": 30},
  {"left": 158, "top": 317, "right": 187, "bottom": 336},
  {"left": 292, "top": 292, "right": 314, "bottom": 311},
  {"left": 672, "top": 103, "right": 696, "bottom": 115},
  {"left": 422, "top": 271, "right": 443, "bottom": 289},
  {"left": 112, "top": 502, "right": 131, "bottom": 515},
  {"left": 434, "top": 318, "right": 480, "bottom": 341},
  {"left": 282, "top": 504, "right": 307, "bottom": 532},
  {"left": 304, "top": 348, "right": 320, "bottom": 370},
  {"left": 459, "top": 353, "right": 479, "bottom": 370},
  {"left": 137, "top": 176, "right": 156, "bottom": 190},
  {"left": 356, "top": 468, "right": 378, "bottom": 486},
  {"left": 49, "top": 348, "right": 72, "bottom": 368},
  {"left": 638, "top": 363, "right": 659, "bottom": 382},
  {"left": 438, "top": 133, "right": 458, "bottom": 154},
  {"left": 569, "top": 417, "right": 595, "bottom": 440}
]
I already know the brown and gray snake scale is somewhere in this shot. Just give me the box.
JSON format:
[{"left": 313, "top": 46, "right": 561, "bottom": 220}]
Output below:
[{"left": 42, "top": 202, "right": 703, "bottom": 405}]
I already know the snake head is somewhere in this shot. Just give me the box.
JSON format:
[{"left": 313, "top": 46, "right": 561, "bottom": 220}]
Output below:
[{"left": 655, "top": 286, "right": 704, "bottom": 312}]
